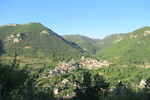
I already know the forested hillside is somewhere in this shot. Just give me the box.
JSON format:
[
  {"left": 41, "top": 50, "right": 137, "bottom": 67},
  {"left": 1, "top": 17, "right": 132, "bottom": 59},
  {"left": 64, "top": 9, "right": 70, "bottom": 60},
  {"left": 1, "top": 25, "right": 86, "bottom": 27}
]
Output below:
[
  {"left": 95, "top": 27, "right": 150, "bottom": 65},
  {"left": 0, "top": 23, "right": 86, "bottom": 61},
  {"left": 63, "top": 34, "right": 101, "bottom": 54},
  {"left": 63, "top": 34, "right": 126, "bottom": 54}
]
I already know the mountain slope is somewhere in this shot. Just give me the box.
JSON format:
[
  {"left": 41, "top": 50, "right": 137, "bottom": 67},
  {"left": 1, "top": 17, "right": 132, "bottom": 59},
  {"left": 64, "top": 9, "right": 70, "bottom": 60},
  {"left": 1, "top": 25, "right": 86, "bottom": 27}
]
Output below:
[
  {"left": 96, "top": 33, "right": 127, "bottom": 52},
  {"left": 63, "top": 34, "right": 126, "bottom": 54},
  {"left": 95, "top": 27, "right": 150, "bottom": 65},
  {"left": 62, "top": 34, "right": 101, "bottom": 54},
  {"left": 0, "top": 23, "right": 85, "bottom": 61}
]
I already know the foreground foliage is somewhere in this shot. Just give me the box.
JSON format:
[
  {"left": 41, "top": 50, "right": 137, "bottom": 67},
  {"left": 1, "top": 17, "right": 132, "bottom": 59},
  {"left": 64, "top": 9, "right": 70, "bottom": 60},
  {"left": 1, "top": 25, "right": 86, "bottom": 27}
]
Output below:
[
  {"left": 0, "top": 59, "right": 55, "bottom": 100},
  {"left": 73, "top": 69, "right": 150, "bottom": 100},
  {"left": 74, "top": 70, "right": 109, "bottom": 100},
  {"left": 0, "top": 58, "right": 150, "bottom": 100}
]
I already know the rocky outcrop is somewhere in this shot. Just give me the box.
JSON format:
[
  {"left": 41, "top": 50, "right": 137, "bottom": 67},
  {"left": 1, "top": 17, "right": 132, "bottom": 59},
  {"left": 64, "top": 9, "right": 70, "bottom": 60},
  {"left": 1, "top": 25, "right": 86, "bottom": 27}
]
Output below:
[
  {"left": 144, "top": 30, "right": 150, "bottom": 36},
  {"left": 130, "top": 34, "right": 138, "bottom": 39},
  {"left": 41, "top": 30, "right": 50, "bottom": 35},
  {"left": 24, "top": 46, "right": 31, "bottom": 49},
  {"left": 13, "top": 38, "right": 20, "bottom": 43},
  {"left": 6, "top": 33, "right": 26, "bottom": 43},
  {"left": 114, "top": 35, "right": 123, "bottom": 43},
  {"left": 6, "top": 24, "right": 17, "bottom": 26},
  {"left": 139, "top": 80, "right": 146, "bottom": 87}
]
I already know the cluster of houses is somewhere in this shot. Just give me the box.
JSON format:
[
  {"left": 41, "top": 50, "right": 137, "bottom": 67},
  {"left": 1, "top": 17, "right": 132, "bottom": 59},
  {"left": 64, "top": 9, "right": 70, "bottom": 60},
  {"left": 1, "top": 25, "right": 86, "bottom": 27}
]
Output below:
[
  {"left": 48, "top": 57, "right": 111, "bottom": 77},
  {"left": 130, "top": 34, "right": 138, "bottom": 39},
  {"left": 53, "top": 78, "right": 70, "bottom": 95},
  {"left": 46, "top": 57, "right": 149, "bottom": 96},
  {"left": 80, "top": 57, "right": 111, "bottom": 69},
  {"left": 46, "top": 57, "right": 111, "bottom": 95},
  {"left": 48, "top": 61, "right": 80, "bottom": 77}
]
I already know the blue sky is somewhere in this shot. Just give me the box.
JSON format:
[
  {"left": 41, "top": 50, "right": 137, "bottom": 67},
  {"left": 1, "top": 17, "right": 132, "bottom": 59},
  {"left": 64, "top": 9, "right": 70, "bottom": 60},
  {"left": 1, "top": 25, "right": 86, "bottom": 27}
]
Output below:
[{"left": 1, "top": 0, "right": 150, "bottom": 39}]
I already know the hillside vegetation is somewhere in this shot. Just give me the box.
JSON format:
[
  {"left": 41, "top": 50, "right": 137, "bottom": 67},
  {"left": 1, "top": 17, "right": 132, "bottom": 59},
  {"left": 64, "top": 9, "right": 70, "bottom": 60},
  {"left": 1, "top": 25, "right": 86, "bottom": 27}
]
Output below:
[
  {"left": 95, "top": 27, "right": 150, "bottom": 65},
  {"left": 0, "top": 23, "right": 86, "bottom": 61},
  {"left": 63, "top": 34, "right": 126, "bottom": 55},
  {"left": 63, "top": 34, "right": 101, "bottom": 54},
  {"left": 0, "top": 23, "right": 150, "bottom": 100}
]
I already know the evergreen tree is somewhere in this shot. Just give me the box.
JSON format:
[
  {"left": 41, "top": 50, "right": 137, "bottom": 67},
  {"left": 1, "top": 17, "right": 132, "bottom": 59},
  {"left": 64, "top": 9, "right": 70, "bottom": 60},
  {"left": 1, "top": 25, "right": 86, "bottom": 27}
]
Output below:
[
  {"left": 0, "top": 40, "right": 4, "bottom": 56},
  {"left": 0, "top": 59, "right": 28, "bottom": 100},
  {"left": 74, "top": 71, "right": 109, "bottom": 100}
]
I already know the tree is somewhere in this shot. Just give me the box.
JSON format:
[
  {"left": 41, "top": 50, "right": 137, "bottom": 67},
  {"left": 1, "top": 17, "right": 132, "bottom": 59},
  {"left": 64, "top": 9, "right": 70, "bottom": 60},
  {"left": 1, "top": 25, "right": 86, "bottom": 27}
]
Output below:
[
  {"left": 74, "top": 70, "right": 109, "bottom": 100},
  {"left": 0, "top": 59, "right": 28, "bottom": 100},
  {"left": 115, "top": 81, "right": 125, "bottom": 96},
  {"left": 0, "top": 40, "right": 4, "bottom": 56},
  {"left": 145, "top": 78, "right": 150, "bottom": 100},
  {"left": 0, "top": 58, "right": 56, "bottom": 100}
]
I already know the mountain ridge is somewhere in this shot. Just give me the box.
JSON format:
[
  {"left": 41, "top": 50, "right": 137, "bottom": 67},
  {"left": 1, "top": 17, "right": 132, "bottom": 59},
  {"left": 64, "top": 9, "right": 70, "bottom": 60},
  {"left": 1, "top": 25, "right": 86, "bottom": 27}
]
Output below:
[
  {"left": 62, "top": 33, "right": 127, "bottom": 54},
  {"left": 95, "top": 26, "right": 150, "bottom": 65},
  {"left": 0, "top": 22, "right": 86, "bottom": 61},
  {"left": 1, "top": 22, "right": 150, "bottom": 66}
]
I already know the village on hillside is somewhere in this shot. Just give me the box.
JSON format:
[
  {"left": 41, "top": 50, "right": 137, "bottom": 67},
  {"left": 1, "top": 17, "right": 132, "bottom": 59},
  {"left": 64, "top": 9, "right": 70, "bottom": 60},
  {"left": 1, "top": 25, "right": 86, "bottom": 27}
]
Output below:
[
  {"left": 48, "top": 56, "right": 111, "bottom": 77},
  {"left": 43, "top": 57, "right": 111, "bottom": 95}
]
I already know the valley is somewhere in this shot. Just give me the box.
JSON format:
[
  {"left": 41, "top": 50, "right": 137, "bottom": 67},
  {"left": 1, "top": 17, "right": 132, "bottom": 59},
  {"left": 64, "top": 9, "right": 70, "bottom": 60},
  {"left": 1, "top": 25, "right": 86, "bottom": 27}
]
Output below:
[{"left": 0, "top": 23, "right": 150, "bottom": 100}]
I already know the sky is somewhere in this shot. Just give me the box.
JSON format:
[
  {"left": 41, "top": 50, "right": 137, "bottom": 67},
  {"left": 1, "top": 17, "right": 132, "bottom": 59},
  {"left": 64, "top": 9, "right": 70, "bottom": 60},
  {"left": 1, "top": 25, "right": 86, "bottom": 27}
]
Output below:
[{"left": 0, "top": 0, "right": 150, "bottom": 39}]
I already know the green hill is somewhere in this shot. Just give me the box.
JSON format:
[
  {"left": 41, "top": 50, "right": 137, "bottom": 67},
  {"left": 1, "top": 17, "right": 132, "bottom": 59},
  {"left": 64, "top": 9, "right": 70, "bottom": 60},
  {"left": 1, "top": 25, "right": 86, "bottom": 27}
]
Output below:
[
  {"left": 0, "top": 23, "right": 85, "bottom": 61},
  {"left": 63, "top": 34, "right": 126, "bottom": 54},
  {"left": 96, "top": 33, "right": 127, "bottom": 52},
  {"left": 95, "top": 27, "right": 150, "bottom": 65},
  {"left": 62, "top": 34, "right": 101, "bottom": 54}
]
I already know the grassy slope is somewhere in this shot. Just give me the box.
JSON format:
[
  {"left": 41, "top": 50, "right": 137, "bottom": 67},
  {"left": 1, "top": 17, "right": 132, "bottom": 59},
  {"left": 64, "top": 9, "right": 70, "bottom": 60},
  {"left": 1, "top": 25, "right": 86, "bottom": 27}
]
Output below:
[{"left": 95, "top": 27, "right": 150, "bottom": 65}]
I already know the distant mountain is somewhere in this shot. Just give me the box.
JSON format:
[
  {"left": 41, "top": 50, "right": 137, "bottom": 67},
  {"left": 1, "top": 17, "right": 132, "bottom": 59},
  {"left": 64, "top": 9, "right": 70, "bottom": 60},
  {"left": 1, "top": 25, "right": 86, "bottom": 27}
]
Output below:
[
  {"left": 62, "top": 34, "right": 126, "bottom": 54},
  {"left": 96, "top": 33, "right": 127, "bottom": 52},
  {"left": 95, "top": 27, "right": 150, "bottom": 65},
  {"left": 62, "top": 34, "right": 101, "bottom": 54},
  {"left": 1, "top": 22, "right": 149, "bottom": 66},
  {"left": 0, "top": 23, "right": 85, "bottom": 61}
]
